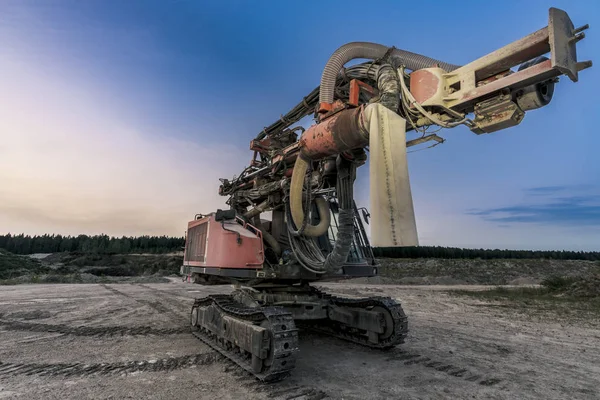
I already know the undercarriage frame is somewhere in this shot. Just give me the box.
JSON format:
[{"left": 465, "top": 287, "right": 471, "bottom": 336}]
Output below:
[{"left": 190, "top": 284, "right": 408, "bottom": 381}]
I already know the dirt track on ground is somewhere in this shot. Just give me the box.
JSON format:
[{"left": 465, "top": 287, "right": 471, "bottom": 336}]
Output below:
[{"left": 0, "top": 281, "right": 598, "bottom": 399}]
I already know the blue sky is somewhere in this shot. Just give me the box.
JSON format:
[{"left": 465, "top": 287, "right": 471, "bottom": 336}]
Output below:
[{"left": 0, "top": 0, "right": 598, "bottom": 250}]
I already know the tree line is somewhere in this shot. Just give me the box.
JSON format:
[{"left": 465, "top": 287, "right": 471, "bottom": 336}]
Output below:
[
  {"left": 0, "top": 233, "right": 185, "bottom": 255},
  {"left": 2, "top": 233, "right": 599, "bottom": 260},
  {"left": 372, "top": 246, "right": 600, "bottom": 261}
]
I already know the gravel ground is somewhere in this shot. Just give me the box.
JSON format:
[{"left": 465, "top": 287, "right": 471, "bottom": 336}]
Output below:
[{"left": 0, "top": 281, "right": 598, "bottom": 400}]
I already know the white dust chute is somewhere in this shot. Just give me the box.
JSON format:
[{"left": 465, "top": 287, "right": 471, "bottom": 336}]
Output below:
[{"left": 364, "top": 103, "right": 419, "bottom": 247}]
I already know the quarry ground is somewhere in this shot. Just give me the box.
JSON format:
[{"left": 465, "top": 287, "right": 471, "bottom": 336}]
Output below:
[{"left": 1, "top": 280, "right": 599, "bottom": 400}]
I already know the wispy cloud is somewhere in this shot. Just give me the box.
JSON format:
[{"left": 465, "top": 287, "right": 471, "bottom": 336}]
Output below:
[
  {"left": 524, "top": 185, "right": 592, "bottom": 196},
  {"left": 524, "top": 186, "right": 568, "bottom": 195},
  {"left": 468, "top": 188, "right": 600, "bottom": 226}
]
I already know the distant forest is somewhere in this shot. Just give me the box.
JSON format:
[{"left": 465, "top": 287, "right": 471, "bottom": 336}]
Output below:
[
  {"left": 372, "top": 246, "right": 600, "bottom": 261},
  {"left": 0, "top": 234, "right": 184, "bottom": 255},
  {"left": 1, "top": 233, "right": 599, "bottom": 260}
]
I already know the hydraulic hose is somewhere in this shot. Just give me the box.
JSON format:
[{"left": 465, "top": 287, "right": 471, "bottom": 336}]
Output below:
[
  {"left": 243, "top": 200, "right": 269, "bottom": 220},
  {"left": 323, "top": 156, "right": 355, "bottom": 272},
  {"left": 319, "top": 42, "right": 460, "bottom": 104},
  {"left": 252, "top": 216, "right": 281, "bottom": 255},
  {"left": 289, "top": 156, "right": 330, "bottom": 237}
]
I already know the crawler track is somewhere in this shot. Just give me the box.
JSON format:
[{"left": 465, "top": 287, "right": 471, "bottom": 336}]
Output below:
[
  {"left": 302, "top": 287, "right": 409, "bottom": 349},
  {"left": 191, "top": 294, "right": 299, "bottom": 382}
]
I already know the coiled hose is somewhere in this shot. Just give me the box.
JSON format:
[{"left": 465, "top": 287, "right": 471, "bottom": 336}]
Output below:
[
  {"left": 289, "top": 156, "right": 330, "bottom": 237},
  {"left": 287, "top": 156, "right": 356, "bottom": 274},
  {"left": 285, "top": 43, "right": 458, "bottom": 273},
  {"left": 319, "top": 42, "right": 460, "bottom": 104}
]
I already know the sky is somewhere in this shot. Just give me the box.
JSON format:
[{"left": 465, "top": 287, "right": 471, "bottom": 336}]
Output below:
[{"left": 1, "top": 0, "right": 599, "bottom": 250}]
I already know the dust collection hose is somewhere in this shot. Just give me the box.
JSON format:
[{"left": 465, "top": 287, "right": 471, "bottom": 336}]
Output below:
[
  {"left": 289, "top": 156, "right": 330, "bottom": 237},
  {"left": 319, "top": 42, "right": 460, "bottom": 104},
  {"left": 287, "top": 42, "right": 458, "bottom": 272}
]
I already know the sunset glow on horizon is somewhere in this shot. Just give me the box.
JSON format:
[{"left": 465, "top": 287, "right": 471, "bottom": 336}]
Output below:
[{"left": 1, "top": 1, "right": 599, "bottom": 250}]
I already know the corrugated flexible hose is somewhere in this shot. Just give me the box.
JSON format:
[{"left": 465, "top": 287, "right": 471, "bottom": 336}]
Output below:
[{"left": 319, "top": 42, "right": 460, "bottom": 104}]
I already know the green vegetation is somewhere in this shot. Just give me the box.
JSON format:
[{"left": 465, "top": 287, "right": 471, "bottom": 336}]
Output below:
[
  {"left": 450, "top": 275, "right": 600, "bottom": 319},
  {"left": 0, "top": 249, "right": 50, "bottom": 279},
  {"left": 48, "top": 252, "right": 183, "bottom": 277},
  {"left": 0, "top": 249, "right": 183, "bottom": 285},
  {"left": 4, "top": 233, "right": 600, "bottom": 261},
  {"left": 377, "top": 258, "right": 600, "bottom": 286},
  {"left": 539, "top": 276, "right": 580, "bottom": 291},
  {"left": 373, "top": 246, "right": 600, "bottom": 261},
  {"left": 0, "top": 249, "right": 86, "bottom": 285},
  {"left": 453, "top": 275, "right": 600, "bottom": 299},
  {"left": 0, "top": 233, "right": 184, "bottom": 255}
]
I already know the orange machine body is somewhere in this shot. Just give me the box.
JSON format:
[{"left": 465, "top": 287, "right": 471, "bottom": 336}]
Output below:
[{"left": 183, "top": 214, "right": 264, "bottom": 269}]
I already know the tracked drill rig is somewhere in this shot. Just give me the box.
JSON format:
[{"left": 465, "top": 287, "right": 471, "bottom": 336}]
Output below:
[{"left": 181, "top": 8, "right": 591, "bottom": 381}]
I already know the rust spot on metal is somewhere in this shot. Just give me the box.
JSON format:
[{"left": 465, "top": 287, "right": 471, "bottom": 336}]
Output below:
[
  {"left": 318, "top": 100, "right": 347, "bottom": 122},
  {"left": 410, "top": 69, "right": 440, "bottom": 104},
  {"left": 284, "top": 167, "right": 294, "bottom": 177},
  {"left": 474, "top": 27, "right": 550, "bottom": 81},
  {"left": 348, "top": 79, "right": 376, "bottom": 107},
  {"left": 300, "top": 106, "right": 367, "bottom": 159},
  {"left": 476, "top": 70, "right": 512, "bottom": 87},
  {"left": 318, "top": 102, "right": 333, "bottom": 114},
  {"left": 460, "top": 60, "right": 558, "bottom": 109}
]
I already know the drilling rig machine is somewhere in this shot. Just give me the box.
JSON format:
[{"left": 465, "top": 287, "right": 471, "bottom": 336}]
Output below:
[{"left": 181, "top": 8, "right": 591, "bottom": 381}]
